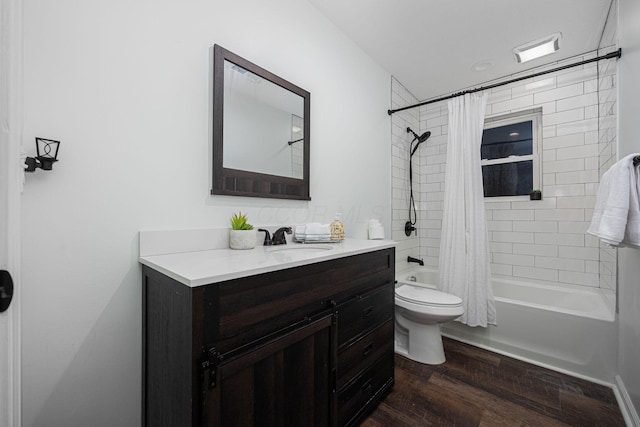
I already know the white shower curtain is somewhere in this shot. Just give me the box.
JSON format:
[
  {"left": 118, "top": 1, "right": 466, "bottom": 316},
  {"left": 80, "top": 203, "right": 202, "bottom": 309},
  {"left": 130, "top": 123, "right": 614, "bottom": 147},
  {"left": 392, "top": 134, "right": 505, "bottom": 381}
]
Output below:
[{"left": 437, "top": 92, "right": 496, "bottom": 327}]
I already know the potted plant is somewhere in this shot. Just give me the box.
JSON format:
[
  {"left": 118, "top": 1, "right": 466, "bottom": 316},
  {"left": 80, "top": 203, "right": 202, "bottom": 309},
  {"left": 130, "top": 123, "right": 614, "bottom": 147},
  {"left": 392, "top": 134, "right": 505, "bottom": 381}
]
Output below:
[
  {"left": 229, "top": 211, "right": 257, "bottom": 250},
  {"left": 530, "top": 189, "right": 542, "bottom": 200}
]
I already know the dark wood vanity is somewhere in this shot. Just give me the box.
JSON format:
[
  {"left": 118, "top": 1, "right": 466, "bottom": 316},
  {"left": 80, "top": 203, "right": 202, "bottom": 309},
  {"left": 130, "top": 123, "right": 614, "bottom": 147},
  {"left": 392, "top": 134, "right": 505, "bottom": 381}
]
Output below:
[{"left": 142, "top": 247, "right": 395, "bottom": 426}]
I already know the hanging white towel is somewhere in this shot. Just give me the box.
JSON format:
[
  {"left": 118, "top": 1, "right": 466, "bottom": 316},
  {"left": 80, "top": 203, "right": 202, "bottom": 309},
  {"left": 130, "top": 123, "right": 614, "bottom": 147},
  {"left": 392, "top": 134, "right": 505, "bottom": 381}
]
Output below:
[
  {"left": 627, "top": 160, "right": 640, "bottom": 247},
  {"left": 587, "top": 153, "right": 640, "bottom": 249}
]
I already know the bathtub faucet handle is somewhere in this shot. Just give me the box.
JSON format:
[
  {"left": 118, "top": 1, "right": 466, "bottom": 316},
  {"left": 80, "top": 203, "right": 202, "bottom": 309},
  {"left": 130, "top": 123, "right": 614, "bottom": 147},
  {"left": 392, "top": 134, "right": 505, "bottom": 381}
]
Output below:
[{"left": 407, "top": 256, "right": 424, "bottom": 266}]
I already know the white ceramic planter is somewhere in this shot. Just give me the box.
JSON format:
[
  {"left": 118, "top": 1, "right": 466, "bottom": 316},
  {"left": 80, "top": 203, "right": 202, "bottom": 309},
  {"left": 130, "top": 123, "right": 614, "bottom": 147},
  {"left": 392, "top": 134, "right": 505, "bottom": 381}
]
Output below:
[{"left": 229, "top": 229, "right": 257, "bottom": 250}]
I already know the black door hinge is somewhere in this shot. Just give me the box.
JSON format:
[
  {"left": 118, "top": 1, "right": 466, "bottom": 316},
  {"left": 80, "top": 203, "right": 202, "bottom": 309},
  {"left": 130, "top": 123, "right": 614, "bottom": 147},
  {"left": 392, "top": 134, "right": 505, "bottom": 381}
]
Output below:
[
  {"left": 201, "top": 347, "right": 223, "bottom": 389},
  {"left": 330, "top": 299, "right": 338, "bottom": 325}
]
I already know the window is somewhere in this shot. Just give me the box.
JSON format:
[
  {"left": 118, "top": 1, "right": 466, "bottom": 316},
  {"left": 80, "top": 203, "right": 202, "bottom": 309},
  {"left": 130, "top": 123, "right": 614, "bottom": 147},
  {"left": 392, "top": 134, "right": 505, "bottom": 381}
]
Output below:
[{"left": 481, "top": 108, "right": 541, "bottom": 198}]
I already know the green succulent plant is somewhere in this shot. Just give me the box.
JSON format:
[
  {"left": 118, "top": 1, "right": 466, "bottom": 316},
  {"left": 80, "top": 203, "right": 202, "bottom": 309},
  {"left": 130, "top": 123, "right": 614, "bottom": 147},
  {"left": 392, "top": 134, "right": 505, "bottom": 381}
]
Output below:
[{"left": 230, "top": 211, "right": 254, "bottom": 230}]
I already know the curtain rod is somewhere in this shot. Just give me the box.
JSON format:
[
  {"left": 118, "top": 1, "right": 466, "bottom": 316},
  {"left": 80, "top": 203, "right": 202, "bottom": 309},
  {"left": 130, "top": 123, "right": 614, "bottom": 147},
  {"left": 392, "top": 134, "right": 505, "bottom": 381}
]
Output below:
[{"left": 387, "top": 48, "right": 622, "bottom": 116}]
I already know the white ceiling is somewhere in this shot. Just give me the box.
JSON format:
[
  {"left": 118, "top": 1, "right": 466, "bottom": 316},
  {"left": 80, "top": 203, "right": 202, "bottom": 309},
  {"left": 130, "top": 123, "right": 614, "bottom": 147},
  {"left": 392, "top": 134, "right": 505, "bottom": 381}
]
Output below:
[{"left": 307, "top": 0, "right": 613, "bottom": 101}]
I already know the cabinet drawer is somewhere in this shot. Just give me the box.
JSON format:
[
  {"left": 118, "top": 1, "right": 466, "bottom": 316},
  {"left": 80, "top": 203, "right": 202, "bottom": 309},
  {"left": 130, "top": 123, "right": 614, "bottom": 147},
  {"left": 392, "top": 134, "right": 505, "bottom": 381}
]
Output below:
[
  {"left": 337, "top": 353, "right": 394, "bottom": 427},
  {"left": 337, "top": 320, "right": 393, "bottom": 390},
  {"left": 337, "top": 285, "right": 393, "bottom": 350},
  {"left": 209, "top": 248, "right": 394, "bottom": 353}
]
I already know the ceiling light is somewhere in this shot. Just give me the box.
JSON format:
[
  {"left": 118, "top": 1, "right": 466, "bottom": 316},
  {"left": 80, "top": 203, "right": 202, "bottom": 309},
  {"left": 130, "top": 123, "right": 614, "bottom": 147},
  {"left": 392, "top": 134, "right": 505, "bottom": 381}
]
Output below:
[
  {"left": 513, "top": 33, "right": 561, "bottom": 63},
  {"left": 472, "top": 60, "right": 495, "bottom": 72}
]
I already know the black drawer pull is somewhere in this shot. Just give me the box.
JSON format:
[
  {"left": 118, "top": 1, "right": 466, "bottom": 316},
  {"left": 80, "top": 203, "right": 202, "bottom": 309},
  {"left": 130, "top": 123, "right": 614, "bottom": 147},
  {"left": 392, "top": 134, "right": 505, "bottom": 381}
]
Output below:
[
  {"left": 362, "top": 343, "right": 374, "bottom": 357},
  {"left": 361, "top": 378, "right": 373, "bottom": 393},
  {"left": 362, "top": 306, "right": 374, "bottom": 318}
]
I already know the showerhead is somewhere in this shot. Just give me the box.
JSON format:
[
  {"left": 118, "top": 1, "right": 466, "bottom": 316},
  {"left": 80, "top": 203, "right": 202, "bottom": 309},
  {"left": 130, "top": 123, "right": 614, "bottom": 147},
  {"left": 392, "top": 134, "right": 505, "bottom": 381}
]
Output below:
[
  {"left": 407, "top": 127, "right": 431, "bottom": 156},
  {"left": 406, "top": 127, "right": 431, "bottom": 143},
  {"left": 417, "top": 131, "right": 431, "bottom": 143}
]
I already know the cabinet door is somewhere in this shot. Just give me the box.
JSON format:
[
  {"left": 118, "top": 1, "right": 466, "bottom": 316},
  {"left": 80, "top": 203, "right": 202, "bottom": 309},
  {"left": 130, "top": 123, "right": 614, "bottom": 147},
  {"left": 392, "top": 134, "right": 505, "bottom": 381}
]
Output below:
[{"left": 204, "top": 314, "right": 335, "bottom": 427}]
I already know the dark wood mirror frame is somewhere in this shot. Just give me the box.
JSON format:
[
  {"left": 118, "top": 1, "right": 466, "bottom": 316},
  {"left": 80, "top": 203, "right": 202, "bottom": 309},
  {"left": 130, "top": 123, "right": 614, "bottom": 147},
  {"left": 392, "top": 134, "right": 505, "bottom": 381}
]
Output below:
[{"left": 212, "top": 44, "right": 311, "bottom": 200}]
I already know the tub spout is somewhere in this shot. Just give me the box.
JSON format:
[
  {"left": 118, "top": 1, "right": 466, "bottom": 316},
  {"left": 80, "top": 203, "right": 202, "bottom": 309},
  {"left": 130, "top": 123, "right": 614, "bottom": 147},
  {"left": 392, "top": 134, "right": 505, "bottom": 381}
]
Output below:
[{"left": 407, "top": 256, "right": 424, "bottom": 266}]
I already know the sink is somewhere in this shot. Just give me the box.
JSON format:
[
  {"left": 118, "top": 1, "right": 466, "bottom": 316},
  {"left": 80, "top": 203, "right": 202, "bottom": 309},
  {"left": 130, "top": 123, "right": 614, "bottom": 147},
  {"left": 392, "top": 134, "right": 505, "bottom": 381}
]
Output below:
[{"left": 267, "top": 245, "right": 335, "bottom": 254}]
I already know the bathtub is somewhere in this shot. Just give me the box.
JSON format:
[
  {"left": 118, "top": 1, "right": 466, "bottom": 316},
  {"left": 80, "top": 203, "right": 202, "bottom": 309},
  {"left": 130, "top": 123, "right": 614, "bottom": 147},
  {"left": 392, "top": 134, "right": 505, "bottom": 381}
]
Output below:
[{"left": 396, "top": 267, "right": 618, "bottom": 384}]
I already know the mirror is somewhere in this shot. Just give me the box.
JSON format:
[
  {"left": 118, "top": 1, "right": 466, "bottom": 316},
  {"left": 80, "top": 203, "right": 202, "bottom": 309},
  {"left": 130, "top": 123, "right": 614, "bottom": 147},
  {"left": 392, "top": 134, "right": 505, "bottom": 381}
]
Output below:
[{"left": 212, "top": 45, "right": 311, "bottom": 200}]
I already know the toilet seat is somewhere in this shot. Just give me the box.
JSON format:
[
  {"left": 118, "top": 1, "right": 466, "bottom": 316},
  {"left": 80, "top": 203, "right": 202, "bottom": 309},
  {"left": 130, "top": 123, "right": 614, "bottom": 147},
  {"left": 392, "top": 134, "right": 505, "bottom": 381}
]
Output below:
[{"left": 395, "top": 283, "right": 462, "bottom": 308}]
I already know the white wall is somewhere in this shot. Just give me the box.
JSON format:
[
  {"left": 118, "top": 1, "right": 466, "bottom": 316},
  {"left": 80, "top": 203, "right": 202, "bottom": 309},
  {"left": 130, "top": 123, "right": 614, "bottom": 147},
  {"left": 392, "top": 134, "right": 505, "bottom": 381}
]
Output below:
[
  {"left": 19, "top": 1, "right": 391, "bottom": 425},
  {"left": 617, "top": 0, "right": 640, "bottom": 418}
]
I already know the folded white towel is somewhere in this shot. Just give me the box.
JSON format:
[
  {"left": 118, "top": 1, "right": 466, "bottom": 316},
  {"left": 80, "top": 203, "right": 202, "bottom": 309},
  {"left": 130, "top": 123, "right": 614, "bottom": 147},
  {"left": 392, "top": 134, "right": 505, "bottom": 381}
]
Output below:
[
  {"left": 304, "top": 223, "right": 331, "bottom": 236},
  {"left": 303, "top": 235, "right": 332, "bottom": 243},
  {"left": 293, "top": 224, "right": 332, "bottom": 243},
  {"left": 588, "top": 153, "right": 640, "bottom": 248}
]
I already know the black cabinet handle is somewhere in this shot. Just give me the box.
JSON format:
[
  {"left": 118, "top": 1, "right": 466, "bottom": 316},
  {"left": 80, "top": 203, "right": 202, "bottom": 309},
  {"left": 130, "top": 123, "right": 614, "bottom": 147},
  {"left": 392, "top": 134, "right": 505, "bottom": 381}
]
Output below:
[
  {"left": 361, "top": 378, "right": 373, "bottom": 393},
  {"left": 362, "top": 306, "right": 374, "bottom": 318},
  {"left": 0, "top": 270, "right": 14, "bottom": 313},
  {"left": 362, "top": 343, "right": 373, "bottom": 357}
]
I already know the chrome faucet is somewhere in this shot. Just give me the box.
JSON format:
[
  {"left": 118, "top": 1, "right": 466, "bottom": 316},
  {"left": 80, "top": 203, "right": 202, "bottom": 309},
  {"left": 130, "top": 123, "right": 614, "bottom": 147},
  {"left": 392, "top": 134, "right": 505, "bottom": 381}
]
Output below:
[{"left": 407, "top": 256, "right": 424, "bottom": 266}]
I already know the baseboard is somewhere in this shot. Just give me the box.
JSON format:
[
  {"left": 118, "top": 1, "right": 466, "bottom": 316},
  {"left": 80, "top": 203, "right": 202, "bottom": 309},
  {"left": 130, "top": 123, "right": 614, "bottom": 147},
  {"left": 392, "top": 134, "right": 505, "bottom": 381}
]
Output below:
[{"left": 614, "top": 375, "right": 640, "bottom": 427}]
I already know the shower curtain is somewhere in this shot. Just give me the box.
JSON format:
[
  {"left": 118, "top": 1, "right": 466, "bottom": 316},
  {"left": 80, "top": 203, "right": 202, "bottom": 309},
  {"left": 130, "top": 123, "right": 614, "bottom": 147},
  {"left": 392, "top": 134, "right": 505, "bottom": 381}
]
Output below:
[{"left": 437, "top": 92, "right": 496, "bottom": 327}]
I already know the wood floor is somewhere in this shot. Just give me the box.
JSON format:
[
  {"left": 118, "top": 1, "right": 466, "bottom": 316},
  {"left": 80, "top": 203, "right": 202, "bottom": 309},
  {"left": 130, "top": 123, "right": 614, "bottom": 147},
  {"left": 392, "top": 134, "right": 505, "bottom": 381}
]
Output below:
[{"left": 361, "top": 338, "right": 625, "bottom": 427}]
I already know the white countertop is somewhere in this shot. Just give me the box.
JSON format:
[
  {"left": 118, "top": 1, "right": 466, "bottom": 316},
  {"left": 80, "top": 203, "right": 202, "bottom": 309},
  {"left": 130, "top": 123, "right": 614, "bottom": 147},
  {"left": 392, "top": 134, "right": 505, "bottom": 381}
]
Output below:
[{"left": 139, "top": 239, "right": 396, "bottom": 287}]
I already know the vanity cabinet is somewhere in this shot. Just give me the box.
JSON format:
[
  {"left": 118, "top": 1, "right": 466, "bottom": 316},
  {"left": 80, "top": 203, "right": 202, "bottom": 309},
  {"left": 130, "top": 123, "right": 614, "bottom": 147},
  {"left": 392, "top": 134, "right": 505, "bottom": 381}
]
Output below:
[{"left": 142, "top": 247, "right": 395, "bottom": 427}]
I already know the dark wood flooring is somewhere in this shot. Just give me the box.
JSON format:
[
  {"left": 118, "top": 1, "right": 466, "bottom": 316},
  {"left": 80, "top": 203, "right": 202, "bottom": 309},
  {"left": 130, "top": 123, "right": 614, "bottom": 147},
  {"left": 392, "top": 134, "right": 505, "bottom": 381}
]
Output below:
[{"left": 361, "top": 338, "right": 625, "bottom": 427}]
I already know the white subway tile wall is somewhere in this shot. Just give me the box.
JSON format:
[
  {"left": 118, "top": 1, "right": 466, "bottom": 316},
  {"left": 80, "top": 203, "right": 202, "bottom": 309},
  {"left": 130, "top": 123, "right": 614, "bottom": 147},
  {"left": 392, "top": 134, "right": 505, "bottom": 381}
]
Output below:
[
  {"left": 391, "top": 77, "right": 421, "bottom": 273},
  {"left": 597, "top": 1, "right": 618, "bottom": 291},
  {"left": 390, "top": 46, "right": 617, "bottom": 291}
]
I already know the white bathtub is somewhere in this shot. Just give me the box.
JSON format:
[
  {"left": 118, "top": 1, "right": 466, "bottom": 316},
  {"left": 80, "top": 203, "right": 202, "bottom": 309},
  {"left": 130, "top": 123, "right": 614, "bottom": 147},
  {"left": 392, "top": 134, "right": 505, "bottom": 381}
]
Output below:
[{"left": 396, "top": 267, "right": 618, "bottom": 384}]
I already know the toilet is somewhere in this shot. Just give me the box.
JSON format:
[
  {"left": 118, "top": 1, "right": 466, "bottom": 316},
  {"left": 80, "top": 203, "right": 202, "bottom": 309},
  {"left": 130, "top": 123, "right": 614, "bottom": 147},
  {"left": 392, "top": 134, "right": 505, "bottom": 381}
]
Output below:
[{"left": 394, "top": 283, "right": 464, "bottom": 365}]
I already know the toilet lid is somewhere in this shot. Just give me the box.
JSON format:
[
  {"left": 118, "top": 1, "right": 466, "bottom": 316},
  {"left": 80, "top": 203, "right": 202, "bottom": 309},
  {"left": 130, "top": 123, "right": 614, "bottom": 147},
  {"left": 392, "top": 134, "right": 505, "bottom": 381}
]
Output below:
[{"left": 396, "top": 283, "right": 463, "bottom": 307}]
